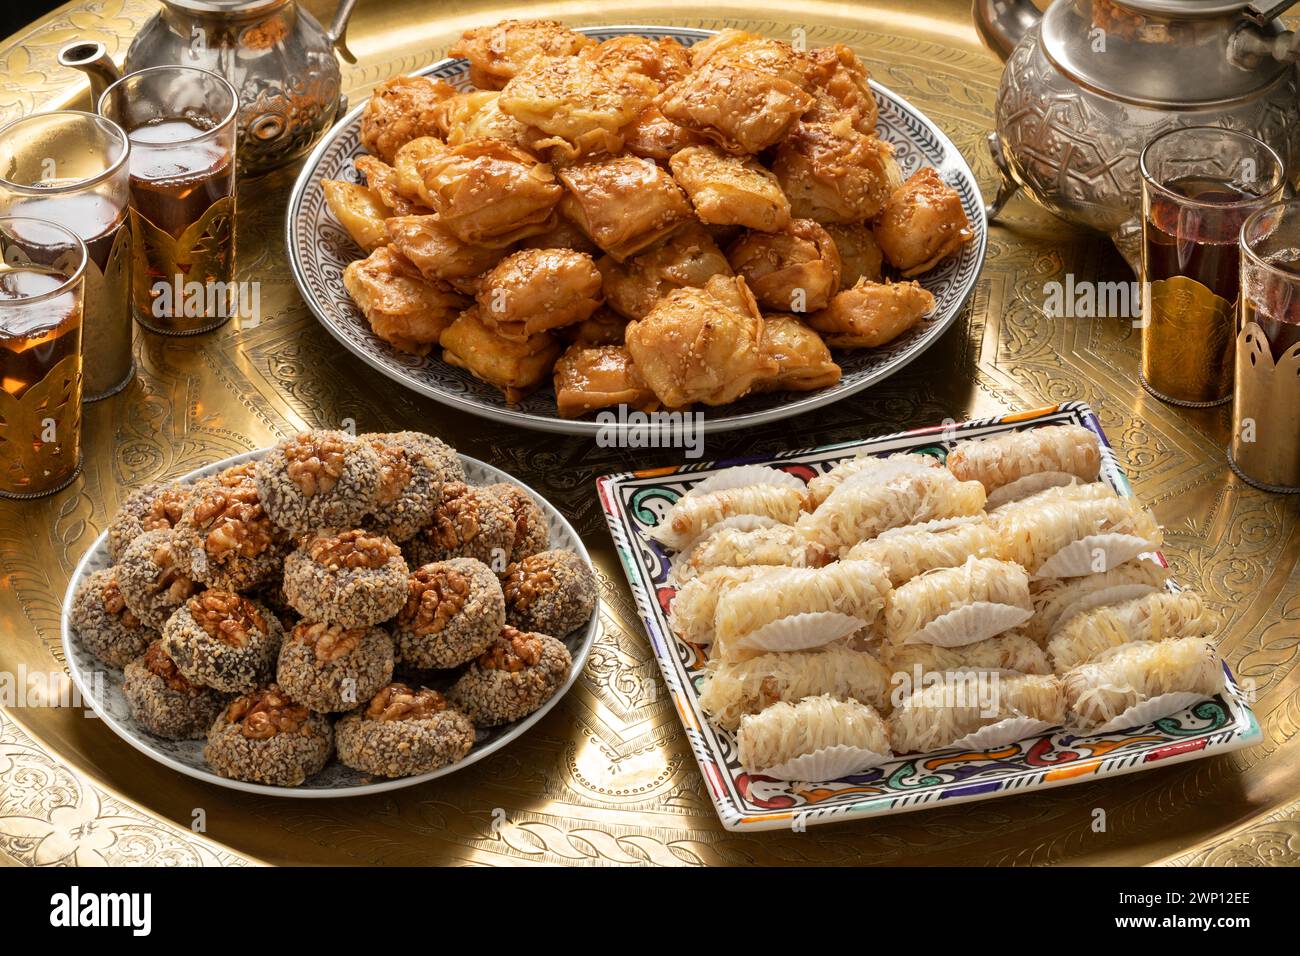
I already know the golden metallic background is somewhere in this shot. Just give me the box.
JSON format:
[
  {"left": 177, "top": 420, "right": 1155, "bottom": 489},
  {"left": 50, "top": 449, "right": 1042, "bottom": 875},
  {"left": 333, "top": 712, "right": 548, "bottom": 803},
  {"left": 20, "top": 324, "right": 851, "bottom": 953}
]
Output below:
[{"left": 1, "top": 0, "right": 1297, "bottom": 866}]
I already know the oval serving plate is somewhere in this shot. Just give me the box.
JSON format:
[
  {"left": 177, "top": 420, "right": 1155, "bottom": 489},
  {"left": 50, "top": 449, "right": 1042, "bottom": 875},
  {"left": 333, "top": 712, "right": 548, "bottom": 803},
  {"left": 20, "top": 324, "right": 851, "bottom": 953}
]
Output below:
[
  {"left": 61, "top": 449, "right": 600, "bottom": 798},
  {"left": 286, "top": 25, "right": 988, "bottom": 437}
]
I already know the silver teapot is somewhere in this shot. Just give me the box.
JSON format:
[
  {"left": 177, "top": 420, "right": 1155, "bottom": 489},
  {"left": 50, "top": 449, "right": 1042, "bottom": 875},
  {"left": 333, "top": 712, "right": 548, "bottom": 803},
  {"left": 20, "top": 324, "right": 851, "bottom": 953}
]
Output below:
[
  {"left": 59, "top": 0, "right": 359, "bottom": 175},
  {"left": 977, "top": 0, "right": 1300, "bottom": 268}
]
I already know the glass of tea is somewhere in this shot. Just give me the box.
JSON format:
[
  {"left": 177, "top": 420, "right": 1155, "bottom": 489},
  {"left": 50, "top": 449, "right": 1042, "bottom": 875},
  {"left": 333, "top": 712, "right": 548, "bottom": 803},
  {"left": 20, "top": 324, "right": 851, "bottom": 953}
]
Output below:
[
  {"left": 1230, "top": 200, "right": 1300, "bottom": 493},
  {"left": 0, "top": 110, "right": 133, "bottom": 401},
  {"left": 0, "top": 217, "right": 87, "bottom": 499},
  {"left": 1139, "top": 126, "right": 1285, "bottom": 407},
  {"left": 98, "top": 66, "right": 238, "bottom": 335}
]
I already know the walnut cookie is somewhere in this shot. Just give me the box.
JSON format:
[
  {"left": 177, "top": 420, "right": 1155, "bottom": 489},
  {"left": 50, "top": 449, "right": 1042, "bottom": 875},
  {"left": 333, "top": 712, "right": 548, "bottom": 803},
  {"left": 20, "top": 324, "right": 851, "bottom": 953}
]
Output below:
[
  {"left": 390, "top": 557, "right": 505, "bottom": 669},
  {"left": 172, "top": 462, "right": 289, "bottom": 592},
  {"left": 204, "top": 684, "right": 334, "bottom": 787},
  {"left": 336, "top": 682, "right": 475, "bottom": 778},
  {"left": 276, "top": 621, "right": 395, "bottom": 713},
  {"left": 283, "top": 529, "right": 409, "bottom": 628},
  {"left": 450, "top": 626, "right": 572, "bottom": 726},
  {"left": 255, "top": 430, "right": 383, "bottom": 534},
  {"left": 161, "top": 591, "right": 284, "bottom": 694}
]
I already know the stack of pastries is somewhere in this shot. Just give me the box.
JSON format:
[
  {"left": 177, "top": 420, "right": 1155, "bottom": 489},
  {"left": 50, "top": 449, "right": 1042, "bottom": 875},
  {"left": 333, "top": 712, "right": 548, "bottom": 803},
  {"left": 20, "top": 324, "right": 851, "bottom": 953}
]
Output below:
[
  {"left": 656, "top": 424, "right": 1223, "bottom": 778},
  {"left": 325, "top": 19, "right": 974, "bottom": 416}
]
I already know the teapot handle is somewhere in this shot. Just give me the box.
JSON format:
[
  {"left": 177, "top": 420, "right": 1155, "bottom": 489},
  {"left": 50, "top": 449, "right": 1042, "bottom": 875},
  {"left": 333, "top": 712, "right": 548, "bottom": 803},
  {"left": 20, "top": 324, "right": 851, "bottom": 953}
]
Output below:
[
  {"left": 327, "top": 0, "right": 360, "bottom": 65},
  {"left": 972, "top": 0, "right": 1043, "bottom": 62}
]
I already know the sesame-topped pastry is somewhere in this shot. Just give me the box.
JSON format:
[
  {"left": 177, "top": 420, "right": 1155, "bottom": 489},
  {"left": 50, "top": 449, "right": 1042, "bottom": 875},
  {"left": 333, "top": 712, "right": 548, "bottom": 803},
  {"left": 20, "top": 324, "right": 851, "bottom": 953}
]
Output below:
[
  {"left": 123, "top": 641, "right": 227, "bottom": 740},
  {"left": 107, "top": 482, "right": 190, "bottom": 562},
  {"left": 70, "top": 567, "right": 156, "bottom": 668},
  {"left": 336, "top": 682, "right": 476, "bottom": 778},
  {"left": 276, "top": 621, "right": 395, "bottom": 713},
  {"left": 391, "top": 430, "right": 465, "bottom": 486},
  {"left": 204, "top": 684, "right": 333, "bottom": 787},
  {"left": 403, "top": 482, "right": 516, "bottom": 569},
  {"left": 255, "top": 430, "right": 383, "bottom": 533},
  {"left": 449, "top": 626, "right": 572, "bottom": 726},
  {"left": 173, "top": 462, "right": 289, "bottom": 592},
  {"left": 283, "top": 530, "right": 409, "bottom": 628},
  {"left": 116, "top": 529, "right": 201, "bottom": 630},
  {"left": 161, "top": 591, "right": 283, "bottom": 694},
  {"left": 391, "top": 558, "right": 505, "bottom": 669},
  {"left": 362, "top": 432, "right": 447, "bottom": 542},
  {"left": 482, "top": 482, "right": 550, "bottom": 563},
  {"left": 501, "top": 548, "right": 597, "bottom": 636}
]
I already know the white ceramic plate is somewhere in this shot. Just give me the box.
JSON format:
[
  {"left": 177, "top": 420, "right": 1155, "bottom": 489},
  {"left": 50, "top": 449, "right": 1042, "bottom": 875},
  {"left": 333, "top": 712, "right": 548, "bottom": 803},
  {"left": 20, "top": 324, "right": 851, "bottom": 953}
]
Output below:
[
  {"left": 61, "top": 448, "right": 600, "bottom": 798},
  {"left": 286, "top": 25, "right": 988, "bottom": 436}
]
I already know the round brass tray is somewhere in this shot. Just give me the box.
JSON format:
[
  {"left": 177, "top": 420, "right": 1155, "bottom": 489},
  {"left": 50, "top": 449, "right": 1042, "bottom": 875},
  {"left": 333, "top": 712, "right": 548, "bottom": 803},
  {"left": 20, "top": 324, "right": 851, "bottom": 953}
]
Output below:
[{"left": 1, "top": 0, "right": 1297, "bottom": 867}]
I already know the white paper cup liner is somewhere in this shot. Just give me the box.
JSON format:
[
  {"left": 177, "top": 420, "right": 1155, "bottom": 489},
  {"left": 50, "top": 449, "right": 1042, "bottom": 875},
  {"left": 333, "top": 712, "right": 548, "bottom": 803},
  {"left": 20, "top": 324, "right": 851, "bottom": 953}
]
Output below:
[
  {"left": 984, "top": 472, "right": 1078, "bottom": 510},
  {"left": 902, "top": 602, "right": 1033, "bottom": 647},
  {"left": 1053, "top": 583, "right": 1163, "bottom": 635},
  {"left": 1090, "top": 691, "right": 1212, "bottom": 734},
  {"left": 757, "top": 745, "right": 891, "bottom": 781},
  {"left": 948, "top": 716, "right": 1058, "bottom": 751},
  {"left": 687, "top": 465, "right": 806, "bottom": 498},
  {"left": 729, "top": 611, "right": 870, "bottom": 656},
  {"left": 1033, "top": 533, "right": 1157, "bottom": 579}
]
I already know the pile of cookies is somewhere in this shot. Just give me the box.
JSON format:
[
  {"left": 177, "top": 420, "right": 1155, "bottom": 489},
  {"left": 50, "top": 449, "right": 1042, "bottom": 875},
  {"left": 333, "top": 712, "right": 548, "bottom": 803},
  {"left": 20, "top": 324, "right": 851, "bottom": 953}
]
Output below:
[{"left": 71, "top": 429, "right": 597, "bottom": 787}]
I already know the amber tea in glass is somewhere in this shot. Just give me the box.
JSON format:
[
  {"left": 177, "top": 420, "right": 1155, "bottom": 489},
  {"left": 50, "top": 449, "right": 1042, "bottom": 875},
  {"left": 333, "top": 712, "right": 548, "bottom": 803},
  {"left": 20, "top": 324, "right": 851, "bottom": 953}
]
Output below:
[
  {"left": 1139, "top": 126, "right": 1284, "bottom": 406},
  {"left": 0, "top": 217, "right": 86, "bottom": 499},
  {"left": 99, "top": 66, "right": 238, "bottom": 335}
]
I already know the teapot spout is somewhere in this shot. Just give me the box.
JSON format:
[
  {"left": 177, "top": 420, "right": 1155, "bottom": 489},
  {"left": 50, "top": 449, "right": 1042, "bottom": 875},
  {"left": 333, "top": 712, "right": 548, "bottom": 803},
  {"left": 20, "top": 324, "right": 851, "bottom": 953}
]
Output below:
[{"left": 57, "top": 41, "right": 122, "bottom": 110}]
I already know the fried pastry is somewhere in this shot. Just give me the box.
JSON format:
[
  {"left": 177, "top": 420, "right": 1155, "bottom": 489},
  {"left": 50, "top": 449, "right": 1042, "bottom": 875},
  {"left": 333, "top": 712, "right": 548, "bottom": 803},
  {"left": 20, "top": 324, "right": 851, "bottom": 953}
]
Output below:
[
  {"left": 562, "top": 307, "right": 628, "bottom": 346},
  {"left": 753, "top": 313, "right": 841, "bottom": 392},
  {"left": 343, "top": 245, "right": 470, "bottom": 355},
  {"left": 476, "top": 248, "right": 603, "bottom": 339},
  {"left": 391, "top": 136, "right": 449, "bottom": 208},
  {"left": 420, "top": 140, "right": 563, "bottom": 247},
  {"left": 597, "top": 222, "right": 731, "bottom": 320},
  {"left": 558, "top": 155, "right": 694, "bottom": 261},
  {"left": 806, "top": 44, "right": 878, "bottom": 134},
  {"left": 384, "top": 214, "right": 504, "bottom": 293},
  {"left": 772, "top": 121, "right": 901, "bottom": 222},
  {"left": 359, "top": 75, "right": 455, "bottom": 163},
  {"left": 581, "top": 35, "right": 692, "bottom": 87},
  {"left": 875, "top": 167, "right": 974, "bottom": 275},
  {"left": 620, "top": 106, "right": 706, "bottom": 162},
  {"left": 322, "top": 180, "right": 389, "bottom": 253},
  {"left": 807, "top": 278, "right": 934, "bottom": 349},
  {"left": 354, "top": 155, "right": 426, "bottom": 215},
  {"left": 553, "top": 344, "right": 658, "bottom": 417},
  {"left": 440, "top": 305, "right": 564, "bottom": 403},
  {"left": 659, "top": 62, "right": 812, "bottom": 155},
  {"left": 624, "top": 274, "right": 773, "bottom": 406},
  {"left": 433, "top": 91, "right": 530, "bottom": 149},
  {"left": 824, "top": 222, "right": 884, "bottom": 288},
  {"left": 449, "top": 18, "right": 595, "bottom": 90},
  {"left": 669, "top": 145, "right": 791, "bottom": 232},
  {"left": 727, "top": 219, "right": 842, "bottom": 313}
]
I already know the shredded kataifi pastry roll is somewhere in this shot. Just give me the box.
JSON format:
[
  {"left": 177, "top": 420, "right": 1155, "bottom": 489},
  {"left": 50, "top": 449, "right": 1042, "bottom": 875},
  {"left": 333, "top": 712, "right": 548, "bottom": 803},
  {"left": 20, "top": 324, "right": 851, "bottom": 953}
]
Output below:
[
  {"left": 670, "top": 523, "right": 829, "bottom": 583},
  {"left": 888, "top": 672, "right": 1065, "bottom": 753},
  {"left": 844, "top": 515, "right": 998, "bottom": 586},
  {"left": 737, "top": 695, "right": 891, "bottom": 777},
  {"left": 700, "top": 645, "right": 891, "bottom": 731},
  {"left": 991, "top": 489, "right": 1162, "bottom": 578},
  {"left": 883, "top": 556, "right": 1032, "bottom": 647},
  {"left": 1046, "top": 590, "right": 1208, "bottom": 671},
  {"left": 1026, "top": 559, "right": 1171, "bottom": 645},
  {"left": 882, "top": 631, "right": 1049, "bottom": 678},
  {"left": 649, "top": 483, "right": 805, "bottom": 550},
  {"left": 805, "top": 452, "right": 939, "bottom": 509},
  {"left": 1063, "top": 637, "right": 1221, "bottom": 732},
  {"left": 668, "top": 565, "right": 784, "bottom": 645},
  {"left": 947, "top": 424, "right": 1101, "bottom": 507}
]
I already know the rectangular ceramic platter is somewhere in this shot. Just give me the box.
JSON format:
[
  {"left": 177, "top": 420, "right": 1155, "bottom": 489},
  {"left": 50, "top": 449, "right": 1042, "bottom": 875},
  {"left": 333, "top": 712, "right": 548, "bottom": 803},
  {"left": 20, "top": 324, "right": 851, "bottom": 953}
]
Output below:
[{"left": 596, "top": 402, "right": 1261, "bottom": 832}]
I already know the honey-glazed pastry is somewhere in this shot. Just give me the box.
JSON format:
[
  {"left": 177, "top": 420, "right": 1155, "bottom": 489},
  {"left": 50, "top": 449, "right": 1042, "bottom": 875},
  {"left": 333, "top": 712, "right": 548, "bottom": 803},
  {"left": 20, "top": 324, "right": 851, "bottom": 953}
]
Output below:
[
  {"left": 806, "top": 44, "right": 878, "bottom": 134},
  {"left": 383, "top": 215, "right": 505, "bottom": 294},
  {"left": 282, "top": 530, "right": 409, "bottom": 628},
  {"left": 419, "top": 140, "right": 563, "bottom": 247},
  {"left": 390, "top": 558, "right": 505, "bottom": 669},
  {"left": 343, "top": 245, "right": 470, "bottom": 355},
  {"left": 597, "top": 222, "right": 731, "bottom": 321},
  {"left": 116, "top": 529, "right": 200, "bottom": 631},
  {"left": 874, "top": 167, "right": 974, "bottom": 275},
  {"left": 620, "top": 105, "right": 707, "bottom": 162},
  {"left": 70, "top": 567, "right": 156, "bottom": 668},
  {"left": 625, "top": 274, "right": 773, "bottom": 406},
  {"left": 123, "top": 641, "right": 227, "bottom": 740},
  {"left": 561, "top": 307, "right": 627, "bottom": 347},
  {"left": 439, "top": 306, "right": 563, "bottom": 404},
  {"left": 403, "top": 482, "right": 516, "bottom": 569},
  {"left": 204, "top": 684, "right": 333, "bottom": 787},
  {"left": 432, "top": 91, "right": 528, "bottom": 148},
  {"left": 823, "top": 222, "right": 884, "bottom": 288},
  {"left": 498, "top": 55, "right": 658, "bottom": 158},
  {"left": 354, "top": 155, "right": 427, "bottom": 215},
  {"left": 161, "top": 591, "right": 282, "bottom": 694},
  {"left": 276, "top": 621, "right": 395, "bottom": 713},
  {"left": 501, "top": 549, "right": 597, "bottom": 637},
  {"left": 322, "top": 179, "right": 391, "bottom": 252},
  {"left": 481, "top": 482, "right": 550, "bottom": 562},
  {"left": 558, "top": 155, "right": 694, "bottom": 261},
  {"left": 336, "top": 683, "right": 475, "bottom": 777},
  {"left": 579, "top": 34, "right": 692, "bottom": 87},
  {"left": 255, "top": 430, "right": 383, "bottom": 534},
  {"left": 449, "top": 627, "right": 572, "bottom": 727},
  {"left": 753, "top": 313, "right": 842, "bottom": 392},
  {"left": 449, "top": 18, "right": 594, "bottom": 91},
  {"left": 669, "top": 146, "right": 791, "bottom": 232},
  {"left": 359, "top": 74, "right": 456, "bottom": 163},
  {"left": 553, "top": 344, "right": 659, "bottom": 418},
  {"left": 173, "top": 462, "right": 288, "bottom": 592},
  {"left": 107, "top": 482, "right": 190, "bottom": 562},
  {"left": 806, "top": 278, "right": 935, "bottom": 349},
  {"left": 688, "top": 29, "right": 827, "bottom": 88},
  {"left": 363, "top": 431, "right": 450, "bottom": 542},
  {"left": 659, "top": 61, "right": 813, "bottom": 155},
  {"left": 391, "top": 136, "right": 450, "bottom": 208},
  {"left": 727, "top": 220, "right": 842, "bottom": 313},
  {"left": 475, "top": 248, "right": 603, "bottom": 340},
  {"left": 515, "top": 213, "right": 600, "bottom": 256},
  {"left": 772, "top": 122, "right": 901, "bottom": 223}
]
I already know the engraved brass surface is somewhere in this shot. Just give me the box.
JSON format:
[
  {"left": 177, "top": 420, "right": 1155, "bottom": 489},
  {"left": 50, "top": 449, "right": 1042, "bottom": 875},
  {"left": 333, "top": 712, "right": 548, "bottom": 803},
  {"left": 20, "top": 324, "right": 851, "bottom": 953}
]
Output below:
[{"left": 1, "top": 0, "right": 1298, "bottom": 867}]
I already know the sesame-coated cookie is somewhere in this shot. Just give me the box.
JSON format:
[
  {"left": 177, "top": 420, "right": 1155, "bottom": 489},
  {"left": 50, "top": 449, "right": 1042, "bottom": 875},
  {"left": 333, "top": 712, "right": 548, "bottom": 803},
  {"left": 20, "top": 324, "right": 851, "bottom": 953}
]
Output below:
[
  {"left": 70, "top": 567, "right": 156, "bottom": 668},
  {"left": 161, "top": 592, "right": 283, "bottom": 694},
  {"left": 282, "top": 530, "right": 408, "bottom": 628},
  {"left": 501, "top": 548, "right": 597, "bottom": 636},
  {"left": 172, "top": 462, "right": 289, "bottom": 592},
  {"left": 402, "top": 482, "right": 515, "bottom": 570},
  {"left": 204, "top": 684, "right": 333, "bottom": 787},
  {"left": 107, "top": 482, "right": 190, "bottom": 562},
  {"left": 449, "top": 627, "right": 572, "bottom": 727},
  {"left": 255, "top": 430, "right": 382, "bottom": 534},
  {"left": 123, "top": 642, "right": 227, "bottom": 740},
  {"left": 482, "top": 482, "right": 550, "bottom": 562},
  {"left": 391, "top": 558, "right": 505, "bottom": 669},
  {"left": 276, "top": 622, "right": 395, "bottom": 713},
  {"left": 363, "top": 432, "right": 448, "bottom": 542},
  {"left": 335, "top": 683, "right": 475, "bottom": 777},
  {"left": 116, "top": 529, "right": 201, "bottom": 630}
]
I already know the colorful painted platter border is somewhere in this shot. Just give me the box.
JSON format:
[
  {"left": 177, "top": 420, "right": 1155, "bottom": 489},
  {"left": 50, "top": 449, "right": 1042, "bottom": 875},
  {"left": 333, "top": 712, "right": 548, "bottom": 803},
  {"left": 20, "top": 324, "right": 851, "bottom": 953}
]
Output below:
[{"left": 596, "top": 402, "right": 1260, "bottom": 831}]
